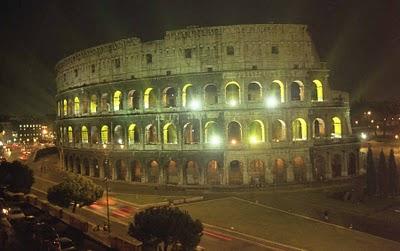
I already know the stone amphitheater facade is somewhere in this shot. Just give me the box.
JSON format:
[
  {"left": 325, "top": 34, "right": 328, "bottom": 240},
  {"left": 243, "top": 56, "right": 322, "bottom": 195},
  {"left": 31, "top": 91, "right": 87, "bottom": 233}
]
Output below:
[{"left": 55, "top": 24, "right": 360, "bottom": 186}]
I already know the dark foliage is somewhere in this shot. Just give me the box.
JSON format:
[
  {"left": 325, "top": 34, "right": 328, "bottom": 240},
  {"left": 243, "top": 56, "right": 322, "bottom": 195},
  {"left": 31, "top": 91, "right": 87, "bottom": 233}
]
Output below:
[
  {"left": 0, "top": 160, "right": 34, "bottom": 193},
  {"left": 129, "top": 206, "right": 203, "bottom": 250},
  {"left": 47, "top": 174, "right": 103, "bottom": 211},
  {"left": 366, "top": 146, "right": 376, "bottom": 195},
  {"left": 388, "top": 149, "right": 398, "bottom": 196},
  {"left": 377, "top": 150, "right": 389, "bottom": 197}
]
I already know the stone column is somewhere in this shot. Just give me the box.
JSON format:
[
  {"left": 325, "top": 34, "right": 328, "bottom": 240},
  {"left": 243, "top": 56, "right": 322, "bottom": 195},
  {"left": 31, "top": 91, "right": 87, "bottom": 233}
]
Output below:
[
  {"left": 178, "top": 165, "right": 184, "bottom": 185},
  {"left": 243, "top": 162, "right": 249, "bottom": 185},
  {"left": 286, "top": 165, "right": 294, "bottom": 182},
  {"left": 342, "top": 151, "right": 348, "bottom": 177},
  {"left": 325, "top": 152, "right": 332, "bottom": 179}
]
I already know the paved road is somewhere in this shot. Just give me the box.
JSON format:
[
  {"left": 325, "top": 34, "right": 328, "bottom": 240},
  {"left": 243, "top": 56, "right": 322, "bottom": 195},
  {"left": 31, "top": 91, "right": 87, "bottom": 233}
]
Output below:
[{"left": 31, "top": 165, "right": 277, "bottom": 250}]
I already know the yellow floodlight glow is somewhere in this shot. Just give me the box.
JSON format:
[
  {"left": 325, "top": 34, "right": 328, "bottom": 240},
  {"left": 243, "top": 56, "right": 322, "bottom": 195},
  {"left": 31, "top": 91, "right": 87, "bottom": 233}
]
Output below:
[
  {"left": 231, "top": 139, "right": 237, "bottom": 145},
  {"left": 210, "top": 135, "right": 221, "bottom": 146},
  {"left": 189, "top": 99, "right": 201, "bottom": 110},
  {"left": 265, "top": 96, "right": 278, "bottom": 108},
  {"left": 249, "top": 136, "right": 258, "bottom": 144},
  {"left": 229, "top": 99, "right": 237, "bottom": 107},
  {"left": 360, "top": 132, "right": 367, "bottom": 140}
]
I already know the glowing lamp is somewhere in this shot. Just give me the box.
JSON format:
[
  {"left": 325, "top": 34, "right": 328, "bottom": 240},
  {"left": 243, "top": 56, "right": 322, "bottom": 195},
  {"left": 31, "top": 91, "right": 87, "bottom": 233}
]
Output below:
[
  {"left": 102, "top": 144, "right": 107, "bottom": 149},
  {"left": 210, "top": 135, "right": 221, "bottom": 146},
  {"left": 117, "top": 139, "right": 123, "bottom": 144},
  {"left": 360, "top": 132, "right": 367, "bottom": 140},
  {"left": 231, "top": 139, "right": 237, "bottom": 145},
  {"left": 228, "top": 100, "right": 237, "bottom": 107},
  {"left": 395, "top": 134, "right": 399, "bottom": 140},
  {"left": 250, "top": 136, "right": 258, "bottom": 144},
  {"left": 189, "top": 99, "right": 201, "bottom": 110},
  {"left": 265, "top": 96, "right": 278, "bottom": 108}
]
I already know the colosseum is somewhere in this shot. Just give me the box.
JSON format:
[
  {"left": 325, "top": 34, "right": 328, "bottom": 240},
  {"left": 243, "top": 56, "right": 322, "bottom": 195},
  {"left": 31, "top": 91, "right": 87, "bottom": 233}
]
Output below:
[{"left": 55, "top": 24, "right": 360, "bottom": 186}]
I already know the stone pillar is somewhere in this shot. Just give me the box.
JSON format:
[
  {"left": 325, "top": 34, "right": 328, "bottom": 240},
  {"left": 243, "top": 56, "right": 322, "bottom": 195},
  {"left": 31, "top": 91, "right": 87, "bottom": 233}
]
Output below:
[
  {"left": 326, "top": 152, "right": 332, "bottom": 179},
  {"left": 286, "top": 165, "right": 294, "bottom": 182},
  {"left": 342, "top": 151, "right": 348, "bottom": 177},
  {"left": 100, "top": 161, "right": 105, "bottom": 178},
  {"left": 265, "top": 166, "right": 273, "bottom": 184},
  {"left": 243, "top": 163, "right": 249, "bottom": 185}
]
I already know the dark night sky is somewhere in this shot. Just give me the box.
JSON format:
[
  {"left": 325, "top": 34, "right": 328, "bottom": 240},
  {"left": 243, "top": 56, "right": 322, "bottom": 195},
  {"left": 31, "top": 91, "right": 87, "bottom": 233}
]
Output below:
[{"left": 0, "top": 0, "right": 399, "bottom": 116}]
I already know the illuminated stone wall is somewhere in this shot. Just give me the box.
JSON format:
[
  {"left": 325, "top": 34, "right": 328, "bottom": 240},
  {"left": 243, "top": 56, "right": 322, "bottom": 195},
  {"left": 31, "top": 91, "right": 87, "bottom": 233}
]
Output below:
[{"left": 55, "top": 24, "right": 359, "bottom": 186}]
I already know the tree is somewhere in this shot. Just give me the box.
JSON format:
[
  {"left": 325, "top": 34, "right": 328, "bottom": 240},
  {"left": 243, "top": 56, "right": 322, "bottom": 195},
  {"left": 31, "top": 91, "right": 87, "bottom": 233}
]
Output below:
[
  {"left": 0, "top": 160, "right": 34, "bottom": 193},
  {"left": 129, "top": 206, "right": 203, "bottom": 250},
  {"left": 388, "top": 149, "right": 398, "bottom": 196},
  {"left": 47, "top": 174, "right": 103, "bottom": 212},
  {"left": 366, "top": 146, "right": 376, "bottom": 195},
  {"left": 377, "top": 150, "right": 389, "bottom": 197}
]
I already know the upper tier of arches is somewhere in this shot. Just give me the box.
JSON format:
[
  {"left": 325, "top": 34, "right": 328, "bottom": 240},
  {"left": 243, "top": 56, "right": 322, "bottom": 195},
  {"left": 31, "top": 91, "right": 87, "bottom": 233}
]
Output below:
[{"left": 57, "top": 79, "right": 327, "bottom": 118}]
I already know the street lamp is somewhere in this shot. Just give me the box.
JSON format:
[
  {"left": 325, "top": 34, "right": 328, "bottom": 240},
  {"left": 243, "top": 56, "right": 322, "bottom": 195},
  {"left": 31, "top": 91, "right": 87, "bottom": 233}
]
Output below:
[
  {"left": 102, "top": 143, "right": 111, "bottom": 233},
  {"left": 104, "top": 177, "right": 111, "bottom": 233}
]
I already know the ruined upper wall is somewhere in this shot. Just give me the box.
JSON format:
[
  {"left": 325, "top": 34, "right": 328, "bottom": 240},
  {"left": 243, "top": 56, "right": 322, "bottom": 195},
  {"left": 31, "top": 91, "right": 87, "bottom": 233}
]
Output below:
[{"left": 55, "top": 24, "right": 322, "bottom": 93}]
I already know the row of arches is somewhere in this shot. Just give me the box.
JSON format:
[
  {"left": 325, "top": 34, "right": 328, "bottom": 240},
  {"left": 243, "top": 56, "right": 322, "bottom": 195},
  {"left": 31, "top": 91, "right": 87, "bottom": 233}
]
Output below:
[
  {"left": 60, "top": 116, "right": 344, "bottom": 145},
  {"left": 58, "top": 79, "right": 325, "bottom": 117},
  {"left": 63, "top": 151, "right": 357, "bottom": 185}
]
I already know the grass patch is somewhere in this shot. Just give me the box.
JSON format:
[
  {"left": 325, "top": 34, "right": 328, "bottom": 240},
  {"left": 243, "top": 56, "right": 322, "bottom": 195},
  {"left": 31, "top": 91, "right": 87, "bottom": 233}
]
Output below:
[
  {"left": 180, "top": 197, "right": 400, "bottom": 251},
  {"left": 113, "top": 193, "right": 186, "bottom": 205}
]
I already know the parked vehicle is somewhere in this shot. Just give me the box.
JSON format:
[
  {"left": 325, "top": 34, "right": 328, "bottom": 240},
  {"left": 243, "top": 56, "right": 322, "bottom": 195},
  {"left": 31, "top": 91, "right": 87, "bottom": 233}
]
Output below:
[
  {"left": 5, "top": 206, "right": 25, "bottom": 222},
  {"left": 59, "top": 237, "right": 77, "bottom": 251}
]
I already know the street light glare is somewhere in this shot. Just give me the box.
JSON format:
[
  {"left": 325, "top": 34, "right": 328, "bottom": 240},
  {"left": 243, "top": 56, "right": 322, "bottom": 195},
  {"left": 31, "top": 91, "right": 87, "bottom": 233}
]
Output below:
[{"left": 265, "top": 96, "right": 278, "bottom": 108}]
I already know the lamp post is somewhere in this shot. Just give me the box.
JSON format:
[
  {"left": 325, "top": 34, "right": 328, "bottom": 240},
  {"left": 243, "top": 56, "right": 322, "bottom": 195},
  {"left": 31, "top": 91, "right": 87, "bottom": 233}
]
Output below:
[
  {"left": 104, "top": 177, "right": 111, "bottom": 233},
  {"left": 103, "top": 143, "right": 111, "bottom": 233}
]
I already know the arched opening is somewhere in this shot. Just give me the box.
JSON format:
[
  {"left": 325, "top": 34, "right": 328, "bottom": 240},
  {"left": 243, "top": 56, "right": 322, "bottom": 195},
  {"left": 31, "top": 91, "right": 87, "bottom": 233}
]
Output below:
[
  {"left": 332, "top": 154, "right": 342, "bottom": 178},
  {"left": 63, "top": 99, "right": 68, "bottom": 116},
  {"left": 293, "top": 156, "right": 306, "bottom": 183},
  {"left": 183, "top": 120, "right": 200, "bottom": 144},
  {"left": 91, "top": 126, "right": 99, "bottom": 144},
  {"left": 207, "top": 160, "right": 221, "bottom": 185},
  {"left": 182, "top": 84, "right": 194, "bottom": 107},
  {"left": 204, "top": 84, "right": 218, "bottom": 106},
  {"left": 229, "top": 160, "right": 243, "bottom": 185},
  {"left": 74, "top": 157, "right": 81, "bottom": 174},
  {"left": 115, "top": 160, "right": 127, "bottom": 180},
  {"left": 83, "top": 159, "right": 90, "bottom": 176},
  {"left": 113, "top": 90, "right": 123, "bottom": 111},
  {"left": 101, "top": 125, "right": 109, "bottom": 144},
  {"left": 81, "top": 126, "right": 89, "bottom": 143},
  {"left": 227, "top": 121, "right": 242, "bottom": 144},
  {"left": 291, "top": 81, "right": 304, "bottom": 101},
  {"left": 292, "top": 118, "right": 307, "bottom": 141},
  {"left": 313, "top": 118, "right": 325, "bottom": 138},
  {"left": 205, "top": 121, "right": 220, "bottom": 144},
  {"left": 248, "top": 82, "right": 262, "bottom": 102},
  {"left": 271, "top": 120, "right": 286, "bottom": 142},
  {"left": 274, "top": 158, "right": 286, "bottom": 184},
  {"left": 185, "top": 161, "right": 200, "bottom": 185},
  {"left": 131, "top": 160, "right": 142, "bottom": 182},
  {"left": 81, "top": 96, "right": 89, "bottom": 114},
  {"left": 128, "top": 124, "right": 140, "bottom": 144},
  {"left": 67, "top": 126, "right": 73, "bottom": 143},
  {"left": 249, "top": 120, "right": 265, "bottom": 143},
  {"left": 144, "top": 88, "right": 157, "bottom": 109},
  {"left": 93, "top": 159, "right": 100, "bottom": 178},
  {"left": 348, "top": 153, "right": 356, "bottom": 176},
  {"left": 101, "top": 93, "right": 110, "bottom": 112},
  {"left": 90, "top": 95, "right": 97, "bottom": 114},
  {"left": 74, "top": 97, "right": 80, "bottom": 115},
  {"left": 145, "top": 124, "right": 157, "bottom": 144},
  {"left": 331, "top": 117, "right": 342, "bottom": 138},
  {"left": 271, "top": 80, "right": 285, "bottom": 103},
  {"left": 163, "top": 87, "right": 177, "bottom": 108},
  {"left": 249, "top": 160, "right": 265, "bottom": 185},
  {"left": 148, "top": 160, "right": 159, "bottom": 183},
  {"left": 163, "top": 123, "right": 177, "bottom": 144},
  {"left": 128, "top": 90, "right": 140, "bottom": 110},
  {"left": 313, "top": 155, "right": 326, "bottom": 181},
  {"left": 312, "top": 80, "right": 323, "bottom": 101},
  {"left": 114, "top": 125, "right": 124, "bottom": 145},
  {"left": 166, "top": 160, "right": 179, "bottom": 184},
  {"left": 225, "top": 82, "right": 240, "bottom": 106}
]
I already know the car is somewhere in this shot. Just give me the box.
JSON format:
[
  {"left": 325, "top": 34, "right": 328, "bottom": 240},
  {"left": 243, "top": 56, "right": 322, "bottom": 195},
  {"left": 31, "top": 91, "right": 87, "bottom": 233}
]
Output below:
[
  {"left": 59, "top": 237, "right": 77, "bottom": 251},
  {"left": 111, "top": 205, "right": 135, "bottom": 218},
  {"left": 5, "top": 206, "right": 25, "bottom": 222},
  {"left": 33, "top": 222, "right": 61, "bottom": 251}
]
